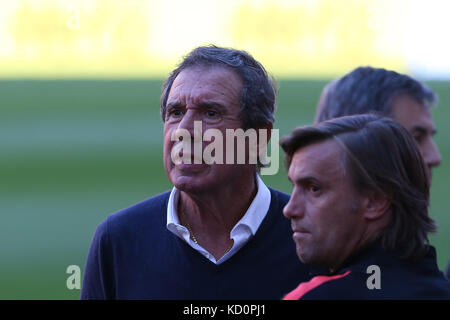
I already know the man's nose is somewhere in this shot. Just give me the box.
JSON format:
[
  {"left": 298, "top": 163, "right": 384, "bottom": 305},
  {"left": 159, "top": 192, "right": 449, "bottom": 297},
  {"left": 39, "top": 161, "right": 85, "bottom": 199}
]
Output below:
[
  {"left": 423, "top": 139, "right": 442, "bottom": 169},
  {"left": 283, "top": 197, "right": 305, "bottom": 220},
  {"left": 177, "top": 110, "right": 197, "bottom": 135}
]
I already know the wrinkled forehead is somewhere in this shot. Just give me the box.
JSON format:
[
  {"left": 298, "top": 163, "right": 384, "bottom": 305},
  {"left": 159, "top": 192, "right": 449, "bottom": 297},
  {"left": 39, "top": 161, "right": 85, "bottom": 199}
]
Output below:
[{"left": 168, "top": 65, "right": 243, "bottom": 104}]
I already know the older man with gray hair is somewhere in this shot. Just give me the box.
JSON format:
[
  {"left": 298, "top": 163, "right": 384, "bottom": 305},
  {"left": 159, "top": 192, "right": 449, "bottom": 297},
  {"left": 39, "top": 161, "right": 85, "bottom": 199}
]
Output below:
[{"left": 81, "top": 45, "right": 309, "bottom": 299}]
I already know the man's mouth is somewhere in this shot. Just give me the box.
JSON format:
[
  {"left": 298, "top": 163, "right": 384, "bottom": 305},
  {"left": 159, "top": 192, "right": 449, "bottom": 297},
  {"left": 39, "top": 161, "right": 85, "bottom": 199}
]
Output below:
[{"left": 292, "top": 225, "right": 309, "bottom": 234}]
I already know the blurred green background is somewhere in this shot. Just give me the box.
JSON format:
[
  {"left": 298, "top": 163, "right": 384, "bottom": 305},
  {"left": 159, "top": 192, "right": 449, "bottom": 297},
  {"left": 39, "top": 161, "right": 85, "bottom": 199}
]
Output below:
[
  {"left": 2, "top": 0, "right": 450, "bottom": 300},
  {"left": 1, "top": 79, "right": 449, "bottom": 299}
]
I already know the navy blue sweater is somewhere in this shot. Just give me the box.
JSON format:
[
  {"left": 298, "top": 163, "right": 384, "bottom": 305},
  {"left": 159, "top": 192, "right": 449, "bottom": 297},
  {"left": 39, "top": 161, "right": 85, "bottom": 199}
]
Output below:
[{"left": 81, "top": 188, "right": 309, "bottom": 299}]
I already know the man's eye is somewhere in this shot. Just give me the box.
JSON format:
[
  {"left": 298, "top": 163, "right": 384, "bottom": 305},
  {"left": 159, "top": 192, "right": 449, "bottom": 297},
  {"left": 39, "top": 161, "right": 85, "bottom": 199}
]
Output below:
[
  {"left": 168, "top": 109, "right": 183, "bottom": 117},
  {"left": 206, "top": 110, "right": 218, "bottom": 118},
  {"left": 413, "top": 134, "right": 424, "bottom": 144},
  {"left": 310, "top": 185, "right": 320, "bottom": 193}
]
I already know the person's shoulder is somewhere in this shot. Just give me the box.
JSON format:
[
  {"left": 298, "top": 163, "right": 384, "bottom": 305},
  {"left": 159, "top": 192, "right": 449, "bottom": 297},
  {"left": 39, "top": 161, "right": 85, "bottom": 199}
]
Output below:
[{"left": 102, "top": 191, "right": 171, "bottom": 235}]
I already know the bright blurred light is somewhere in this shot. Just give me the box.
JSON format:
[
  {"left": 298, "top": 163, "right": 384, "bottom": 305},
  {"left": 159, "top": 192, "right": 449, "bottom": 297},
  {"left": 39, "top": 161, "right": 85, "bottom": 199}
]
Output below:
[
  {"left": 0, "top": 0, "right": 448, "bottom": 78},
  {"left": 403, "top": 0, "right": 450, "bottom": 79}
]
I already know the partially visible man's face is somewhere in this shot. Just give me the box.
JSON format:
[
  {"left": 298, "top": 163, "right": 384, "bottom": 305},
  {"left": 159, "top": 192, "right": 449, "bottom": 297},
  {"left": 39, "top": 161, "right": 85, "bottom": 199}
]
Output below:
[
  {"left": 283, "top": 140, "right": 367, "bottom": 269},
  {"left": 163, "top": 65, "right": 250, "bottom": 194},
  {"left": 390, "top": 94, "right": 442, "bottom": 180}
]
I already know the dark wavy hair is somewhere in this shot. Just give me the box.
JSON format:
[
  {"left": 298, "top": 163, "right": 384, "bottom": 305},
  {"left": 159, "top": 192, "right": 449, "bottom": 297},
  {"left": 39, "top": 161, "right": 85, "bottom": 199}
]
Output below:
[
  {"left": 281, "top": 114, "right": 437, "bottom": 261},
  {"left": 160, "top": 45, "right": 277, "bottom": 130}
]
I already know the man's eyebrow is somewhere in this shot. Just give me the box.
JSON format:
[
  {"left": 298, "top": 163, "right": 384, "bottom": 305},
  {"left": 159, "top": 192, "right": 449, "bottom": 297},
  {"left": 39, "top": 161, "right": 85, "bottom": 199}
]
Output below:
[
  {"left": 166, "top": 101, "right": 184, "bottom": 110},
  {"left": 166, "top": 101, "right": 225, "bottom": 111},
  {"left": 298, "top": 176, "right": 321, "bottom": 184},
  {"left": 288, "top": 175, "right": 320, "bottom": 185},
  {"left": 196, "top": 101, "right": 225, "bottom": 110},
  {"left": 410, "top": 125, "right": 437, "bottom": 135}
]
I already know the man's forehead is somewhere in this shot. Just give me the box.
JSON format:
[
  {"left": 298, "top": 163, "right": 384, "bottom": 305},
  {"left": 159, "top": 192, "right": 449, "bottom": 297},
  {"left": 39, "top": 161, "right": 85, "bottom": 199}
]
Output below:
[
  {"left": 289, "top": 140, "right": 345, "bottom": 180},
  {"left": 167, "top": 65, "right": 243, "bottom": 104}
]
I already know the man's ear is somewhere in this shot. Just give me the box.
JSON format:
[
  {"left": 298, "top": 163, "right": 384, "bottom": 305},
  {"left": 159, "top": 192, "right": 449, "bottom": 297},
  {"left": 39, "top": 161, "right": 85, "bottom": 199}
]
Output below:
[{"left": 362, "top": 190, "right": 391, "bottom": 221}]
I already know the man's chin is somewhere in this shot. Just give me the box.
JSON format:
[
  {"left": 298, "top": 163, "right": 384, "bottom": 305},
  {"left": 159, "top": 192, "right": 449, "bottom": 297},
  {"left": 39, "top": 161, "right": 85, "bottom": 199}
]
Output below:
[
  {"left": 174, "top": 182, "right": 211, "bottom": 195},
  {"left": 170, "top": 172, "right": 213, "bottom": 194}
]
